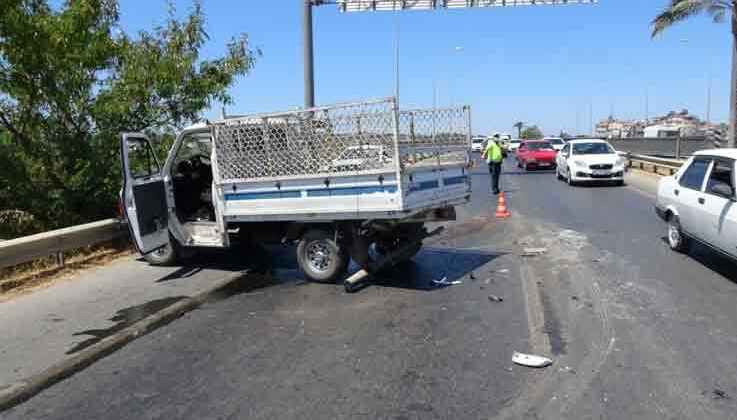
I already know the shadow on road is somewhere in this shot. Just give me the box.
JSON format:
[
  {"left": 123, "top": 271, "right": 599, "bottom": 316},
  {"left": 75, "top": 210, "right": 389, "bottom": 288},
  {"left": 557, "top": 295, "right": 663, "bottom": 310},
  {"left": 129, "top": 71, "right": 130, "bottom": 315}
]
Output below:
[
  {"left": 503, "top": 170, "right": 557, "bottom": 176},
  {"left": 153, "top": 243, "right": 288, "bottom": 283},
  {"left": 662, "top": 237, "right": 737, "bottom": 285},
  {"left": 371, "top": 247, "right": 503, "bottom": 291},
  {"left": 569, "top": 182, "right": 627, "bottom": 188},
  {"left": 66, "top": 296, "right": 188, "bottom": 355}
]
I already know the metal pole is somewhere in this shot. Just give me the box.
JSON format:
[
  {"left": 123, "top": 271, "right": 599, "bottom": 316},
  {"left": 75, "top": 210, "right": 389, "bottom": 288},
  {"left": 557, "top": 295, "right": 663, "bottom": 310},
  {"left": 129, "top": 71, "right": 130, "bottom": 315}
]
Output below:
[
  {"left": 729, "top": 17, "right": 737, "bottom": 148},
  {"left": 675, "top": 131, "right": 682, "bottom": 159},
  {"left": 304, "top": 0, "right": 315, "bottom": 109},
  {"left": 707, "top": 71, "right": 712, "bottom": 124},
  {"left": 394, "top": 11, "right": 400, "bottom": 105}
]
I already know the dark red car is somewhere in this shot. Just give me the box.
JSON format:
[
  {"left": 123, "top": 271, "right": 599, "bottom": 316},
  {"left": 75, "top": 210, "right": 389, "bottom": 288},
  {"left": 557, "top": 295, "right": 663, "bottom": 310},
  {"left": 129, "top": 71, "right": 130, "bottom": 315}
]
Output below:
[{"left": 516, "top": 140, "right": 557, "bottom": 171}]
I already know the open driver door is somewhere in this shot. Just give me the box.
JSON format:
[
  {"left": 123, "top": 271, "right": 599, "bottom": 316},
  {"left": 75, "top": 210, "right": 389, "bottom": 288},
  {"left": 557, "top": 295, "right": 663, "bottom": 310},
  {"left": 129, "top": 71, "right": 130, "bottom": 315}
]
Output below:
[{"left": 120, "top": 133, "right": 170, "bottom": 254}]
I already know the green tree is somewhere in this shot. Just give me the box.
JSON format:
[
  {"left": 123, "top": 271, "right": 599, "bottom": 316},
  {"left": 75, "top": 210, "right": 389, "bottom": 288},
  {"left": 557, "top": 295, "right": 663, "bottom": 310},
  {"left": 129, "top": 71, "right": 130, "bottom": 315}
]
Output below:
[
  {"left": 0, "top": 0, "right": 259, "bottom": 237},
  {"left": 520, "top": 125, "right": 543, "bottom": 139},
  {"left": 652, "top": 0, "right": 736, "bottom": 147}
]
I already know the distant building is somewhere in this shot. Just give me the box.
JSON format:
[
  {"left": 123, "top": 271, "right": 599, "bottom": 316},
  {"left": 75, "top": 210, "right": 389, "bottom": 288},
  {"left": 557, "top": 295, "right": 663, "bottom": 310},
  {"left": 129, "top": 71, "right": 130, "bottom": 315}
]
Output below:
[
  {"left": 595, "top": 116, "right": 644, "bottom": 139},
  {"left": 643, "top": 125, "right": 681, "bottom": 138},
  {"left": 598, "top": 109, "right": 721, "bottom": 139}
]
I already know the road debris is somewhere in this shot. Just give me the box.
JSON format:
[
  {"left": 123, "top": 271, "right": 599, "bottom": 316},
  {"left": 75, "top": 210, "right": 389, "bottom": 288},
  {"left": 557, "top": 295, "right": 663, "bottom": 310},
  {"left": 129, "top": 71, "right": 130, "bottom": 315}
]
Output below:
[
  {"left": 497, "top": 269, "right": 510, "bottom": 274},
  {"left": 469, "top": 272, "right": 476, "bottom": 280},
  {"left": 432, "top": 277, "right": 462, "bottom": 287},
  {"left": 512, "top": 352, "right": 553, "bottom": 368},
  {"left": 713, "top": 389, "right": 731, "bottom": 400},
  {"left": 571, "top": 295, "right": 580, "bottom": 301},
  {"left": 522, "top": 248, "right": 548, "bottom": 257},
  {"left": 560, "top": 366, "right": 576, "bottom": 375},
  {"left": 488, "top": 295, "right": 504, "bottom": 303},
  {"left": 484, "top": 278, "right": 493, "bottom": 284}
]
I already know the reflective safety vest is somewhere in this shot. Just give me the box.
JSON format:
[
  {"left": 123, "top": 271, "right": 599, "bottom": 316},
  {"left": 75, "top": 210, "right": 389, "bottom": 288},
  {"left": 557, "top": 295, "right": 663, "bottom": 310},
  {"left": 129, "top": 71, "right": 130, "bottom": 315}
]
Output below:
[{"left": 485, "top": 140, "right": 503, "bottom": 163}]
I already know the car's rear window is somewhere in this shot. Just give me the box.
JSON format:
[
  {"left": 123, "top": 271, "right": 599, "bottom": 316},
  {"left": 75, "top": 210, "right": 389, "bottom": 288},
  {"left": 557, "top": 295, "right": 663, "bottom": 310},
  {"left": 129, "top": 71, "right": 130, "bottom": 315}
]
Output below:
[{"left": 526, "top": 142, "right": 554, "bottom": 151}]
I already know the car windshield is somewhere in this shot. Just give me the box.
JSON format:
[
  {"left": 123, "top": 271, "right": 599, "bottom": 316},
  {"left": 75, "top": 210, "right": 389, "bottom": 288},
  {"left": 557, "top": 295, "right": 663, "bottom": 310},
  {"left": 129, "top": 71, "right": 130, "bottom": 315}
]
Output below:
[
  {"left": 572, "top": 142, "right": 614, "bottom": 155},
  {"left": 472, "top": 138, "right": 484, "bottom": 144},
  {"left": 526, "top": 142, "right": 554, "bottom": 151},
  {"left": 511, "top": 140, "right": 521, "bottom": 144}
]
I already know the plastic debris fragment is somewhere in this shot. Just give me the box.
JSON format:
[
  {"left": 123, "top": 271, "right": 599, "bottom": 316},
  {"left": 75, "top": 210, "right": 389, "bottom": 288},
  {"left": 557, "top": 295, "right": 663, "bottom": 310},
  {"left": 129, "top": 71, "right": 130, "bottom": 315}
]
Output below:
[
  {"left": 512, "top": 352, "right": 553, "bottom": 368},
  {"left": 522, "top": 248, "right": 548, "bottom": 257}
]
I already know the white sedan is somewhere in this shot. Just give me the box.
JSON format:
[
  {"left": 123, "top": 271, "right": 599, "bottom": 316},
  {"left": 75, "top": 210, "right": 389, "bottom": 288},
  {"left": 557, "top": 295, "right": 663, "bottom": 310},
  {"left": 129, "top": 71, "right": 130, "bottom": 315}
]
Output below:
[
  {"left": 544, "top": 137, "right": 566, "bottom": 152},
  {"left": 471, "top": 137, "right": 486, "bottom": 153},
  {"left": 556, "top": 139, "right": 625, "bottom": 186},
  {"left": 324, "top": 145, "right": 393, "bottom": 172},
  {"left": 507, "top": 139, "right": 522, "bottom": 152},
  {"left": 656, "top": 150, "right": 737, "bottom": 255}
]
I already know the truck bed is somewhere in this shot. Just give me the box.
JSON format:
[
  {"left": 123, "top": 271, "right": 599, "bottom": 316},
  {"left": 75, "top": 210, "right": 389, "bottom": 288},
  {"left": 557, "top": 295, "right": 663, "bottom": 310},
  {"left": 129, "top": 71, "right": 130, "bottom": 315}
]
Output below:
[{"left": 210, "top": 98, "right": 472, "bottom": 223}]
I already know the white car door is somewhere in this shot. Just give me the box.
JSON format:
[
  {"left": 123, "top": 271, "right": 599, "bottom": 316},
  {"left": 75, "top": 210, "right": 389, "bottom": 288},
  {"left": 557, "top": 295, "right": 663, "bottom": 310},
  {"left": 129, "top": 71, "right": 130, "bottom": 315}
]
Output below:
[
  {"left": 700, "top": 158, "right": 737, "bottom": 257},
  {"left": 674, "top": 157, "right": 713, "bottom": 241},
  {"left": 121, "top": 133, "right": 170, "bottom": 254},
  {"left": 557, "top": 144, "right": 570, "bottom": 175}
]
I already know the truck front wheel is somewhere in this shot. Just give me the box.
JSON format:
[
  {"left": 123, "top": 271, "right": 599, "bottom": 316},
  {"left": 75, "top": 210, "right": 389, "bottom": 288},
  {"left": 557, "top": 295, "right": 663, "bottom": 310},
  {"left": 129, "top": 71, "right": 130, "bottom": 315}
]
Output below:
[
  {"left": 297, "top": 229, "right": 349, "bottom": 283},
  {"left": 143, "top": 233, "right": 179, "bottom": 266}
]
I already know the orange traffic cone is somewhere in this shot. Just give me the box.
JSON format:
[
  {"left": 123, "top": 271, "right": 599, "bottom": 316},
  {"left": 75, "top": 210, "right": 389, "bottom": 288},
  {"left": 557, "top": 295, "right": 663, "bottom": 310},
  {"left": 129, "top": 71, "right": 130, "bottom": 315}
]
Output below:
[{"left": 495, "top": 192, "right": 511, "bottom": 219}]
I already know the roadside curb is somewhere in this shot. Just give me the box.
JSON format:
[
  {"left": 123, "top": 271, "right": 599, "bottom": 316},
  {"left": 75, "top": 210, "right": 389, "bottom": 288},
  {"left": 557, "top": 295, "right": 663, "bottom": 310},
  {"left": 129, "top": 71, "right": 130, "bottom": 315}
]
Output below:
[{"left": 0, "top": 270, "right": 249, "bottom": 413}]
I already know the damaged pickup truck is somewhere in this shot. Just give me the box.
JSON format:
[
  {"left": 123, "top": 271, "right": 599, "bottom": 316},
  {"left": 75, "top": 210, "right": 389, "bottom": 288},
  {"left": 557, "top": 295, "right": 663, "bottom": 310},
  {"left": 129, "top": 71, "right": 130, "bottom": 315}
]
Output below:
[{"left": 120, "top": 97, "right": 472, "bottom": 288}]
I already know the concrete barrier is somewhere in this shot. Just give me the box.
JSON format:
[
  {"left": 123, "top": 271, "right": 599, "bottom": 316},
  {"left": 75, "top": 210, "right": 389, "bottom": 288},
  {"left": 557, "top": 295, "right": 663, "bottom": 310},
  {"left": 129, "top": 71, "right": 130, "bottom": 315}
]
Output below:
[{"left": 0, "top": 219, "right": 127, "bottom": 270}]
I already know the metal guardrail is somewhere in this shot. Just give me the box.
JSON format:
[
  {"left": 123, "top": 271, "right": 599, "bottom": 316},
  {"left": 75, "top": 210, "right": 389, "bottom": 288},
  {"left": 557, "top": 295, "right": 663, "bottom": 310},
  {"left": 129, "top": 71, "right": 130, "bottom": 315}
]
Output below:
[
  {"left": 0, "top": 219, "right": 128, "bottom": 270},
  {"left": 621, "top": 152, "right": 685, "bottom": 176}
]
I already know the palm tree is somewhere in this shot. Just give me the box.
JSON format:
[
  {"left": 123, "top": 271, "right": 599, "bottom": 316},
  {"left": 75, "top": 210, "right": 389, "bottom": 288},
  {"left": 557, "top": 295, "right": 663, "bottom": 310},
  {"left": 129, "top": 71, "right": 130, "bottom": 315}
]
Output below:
[
  {"left": 652, "top": 0, "right": 737, "bottom": 147},
  {"left": 513, "top": 121, "right": 524, "bottom": 138}
]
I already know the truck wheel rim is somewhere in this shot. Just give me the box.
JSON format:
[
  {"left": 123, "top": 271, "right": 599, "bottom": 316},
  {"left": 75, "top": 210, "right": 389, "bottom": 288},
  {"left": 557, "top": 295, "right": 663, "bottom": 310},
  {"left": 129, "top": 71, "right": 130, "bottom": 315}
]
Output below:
[
  {"left": 668, "top": 221, "right": 680, "bottom": 247},
  {"left": 307, "top": 241, "right": 332, "bottom": 272},
  {"left": 154, "top": 244, "right": 170, "bottom": 257}
]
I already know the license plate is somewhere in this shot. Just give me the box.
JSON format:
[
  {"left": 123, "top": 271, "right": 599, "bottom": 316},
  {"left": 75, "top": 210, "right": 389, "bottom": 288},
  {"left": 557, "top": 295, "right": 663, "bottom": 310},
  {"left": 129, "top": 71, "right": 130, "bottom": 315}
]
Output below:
[
  {"left": 538, "top": 162, "right": 551, "bottom": 167},
  {"left": 592, "top": 169, "right": 609, "bottom": 176}
]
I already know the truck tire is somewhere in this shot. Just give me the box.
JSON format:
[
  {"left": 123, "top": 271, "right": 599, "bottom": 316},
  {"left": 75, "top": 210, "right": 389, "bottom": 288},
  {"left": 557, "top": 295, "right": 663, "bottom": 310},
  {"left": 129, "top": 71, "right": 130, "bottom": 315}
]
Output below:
[
  {"left": 143, "top": 233, "right": 179, "bottom": 266},
  {"left": 297, "top": 229, "right": 349, "bottom": 283}
]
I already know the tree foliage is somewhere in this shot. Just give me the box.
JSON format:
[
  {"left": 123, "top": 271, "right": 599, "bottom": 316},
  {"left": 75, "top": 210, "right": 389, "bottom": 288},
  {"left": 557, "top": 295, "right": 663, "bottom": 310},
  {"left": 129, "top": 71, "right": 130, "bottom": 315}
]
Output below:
[
  {"left": 652, "top": 0, "right": 734, "bottom": 38},
  {"left": 0, "top": 0, "right": 259, "bottom": 238},
  {"left": 520, "top": 125, "right": 543, "bottom": 139}
]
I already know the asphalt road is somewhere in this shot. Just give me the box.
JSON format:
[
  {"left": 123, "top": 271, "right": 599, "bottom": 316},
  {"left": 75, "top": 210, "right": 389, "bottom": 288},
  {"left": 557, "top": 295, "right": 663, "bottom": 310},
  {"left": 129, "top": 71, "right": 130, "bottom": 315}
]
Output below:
[{"left": 5, "top": 157, "right": 737, "bottom": 419}]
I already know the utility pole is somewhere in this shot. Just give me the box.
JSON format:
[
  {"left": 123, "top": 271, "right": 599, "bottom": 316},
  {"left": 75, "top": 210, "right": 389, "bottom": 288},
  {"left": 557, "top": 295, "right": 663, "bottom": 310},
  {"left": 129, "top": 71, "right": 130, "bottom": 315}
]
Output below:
[
  {"left": 303, "top": 0, "right": 315, "bottom": 109},
  {"left": 394, "top": 12, "right": 400, "bottom": 106},
  {"left": 706, "top": 75, "right": 712, "bottom": 123}
]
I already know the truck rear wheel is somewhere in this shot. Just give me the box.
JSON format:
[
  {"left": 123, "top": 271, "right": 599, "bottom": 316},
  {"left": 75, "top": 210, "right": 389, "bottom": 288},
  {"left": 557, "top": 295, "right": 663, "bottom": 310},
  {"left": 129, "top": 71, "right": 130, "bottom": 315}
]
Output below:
[{"left": 297, "top": 229, "right": 349, "bottom": 283}]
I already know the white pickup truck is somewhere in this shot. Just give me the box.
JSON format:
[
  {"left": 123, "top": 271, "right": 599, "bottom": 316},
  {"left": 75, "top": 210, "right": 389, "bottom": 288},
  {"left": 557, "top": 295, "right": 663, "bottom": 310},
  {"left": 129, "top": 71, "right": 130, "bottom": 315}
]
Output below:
[{"left": 120, "top": 98, "right": 472, "bottom": 287}]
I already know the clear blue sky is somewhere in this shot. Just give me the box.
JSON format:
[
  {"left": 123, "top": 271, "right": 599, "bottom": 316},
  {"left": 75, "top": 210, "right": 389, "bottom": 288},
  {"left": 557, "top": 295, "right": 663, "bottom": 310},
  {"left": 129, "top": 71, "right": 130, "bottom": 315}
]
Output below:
[{"left": 117, "top": 0, "right": 731, "bottom": 136}]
